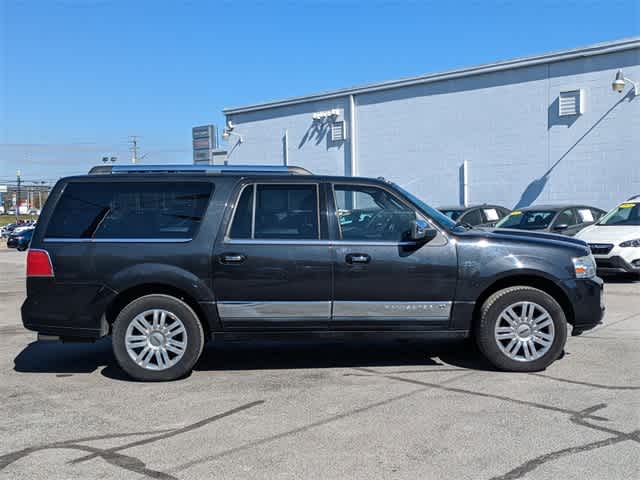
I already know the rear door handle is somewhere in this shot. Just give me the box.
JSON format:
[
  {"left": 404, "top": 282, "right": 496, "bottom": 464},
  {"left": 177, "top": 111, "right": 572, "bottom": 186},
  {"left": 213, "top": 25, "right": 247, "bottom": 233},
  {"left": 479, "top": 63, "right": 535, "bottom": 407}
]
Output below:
[
  {"left": 220, "top": 253, "right": 246, "bottom": 264},
  {"left": 346, "top": 253, "right": 371, "bottom": 264}
]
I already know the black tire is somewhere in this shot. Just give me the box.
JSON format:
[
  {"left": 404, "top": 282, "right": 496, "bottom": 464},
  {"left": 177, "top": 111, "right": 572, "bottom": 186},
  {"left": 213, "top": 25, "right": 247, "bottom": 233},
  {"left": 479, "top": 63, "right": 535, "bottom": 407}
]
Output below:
[
  {"left": 17, "top": 244, "right": 27, "bottom": 251},
  {"left": 112, "top": 294, "right": 205, "bottom": 381},
  {"left": 475, "top": 286, "right": 567, "bottom": 372}
]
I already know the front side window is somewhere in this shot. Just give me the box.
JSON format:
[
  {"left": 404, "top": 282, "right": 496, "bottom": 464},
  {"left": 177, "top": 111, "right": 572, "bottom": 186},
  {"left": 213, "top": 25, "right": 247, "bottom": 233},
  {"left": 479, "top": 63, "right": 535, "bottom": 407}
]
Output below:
[
  {"left": 46, "top": 182, "right": 212, "bottom": 239},
  {"left": 460, "top": 209, "right": 483, "bottom": 226},
  {"left": 555, "top": 209, "right": 577, "bottom": 227},
  {"left": 496, "top": 210, "right": 556, "bottom": 230},
  {"left": 334, "top": 185, "right": 416, "bottom": 241},
  {"left": 228, "top": 184, "right": 319, "bottom": 240}
]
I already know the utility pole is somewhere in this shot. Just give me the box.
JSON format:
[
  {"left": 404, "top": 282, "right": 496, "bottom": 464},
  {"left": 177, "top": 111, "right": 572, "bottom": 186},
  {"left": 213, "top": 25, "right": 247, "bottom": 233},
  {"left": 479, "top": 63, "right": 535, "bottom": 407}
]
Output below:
[
  {"left": 129, "top": 136, "right": 139, "bottom": 164},
  {"left": 128, "top": 136, "right": 146, "bottom": 164},
  {"left": 15, "top": 170, "right": 21, "bottom": 223}
]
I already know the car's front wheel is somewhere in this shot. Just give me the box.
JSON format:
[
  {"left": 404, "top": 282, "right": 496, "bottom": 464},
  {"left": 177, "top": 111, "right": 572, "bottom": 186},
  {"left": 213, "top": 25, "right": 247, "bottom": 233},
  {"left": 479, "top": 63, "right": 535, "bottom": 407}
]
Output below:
[
  {"left": 112, "top": 294, "right": 205, "bottom": 381},
  {"left": 476, "top": 286, "right": 567, "bottom": 372}
]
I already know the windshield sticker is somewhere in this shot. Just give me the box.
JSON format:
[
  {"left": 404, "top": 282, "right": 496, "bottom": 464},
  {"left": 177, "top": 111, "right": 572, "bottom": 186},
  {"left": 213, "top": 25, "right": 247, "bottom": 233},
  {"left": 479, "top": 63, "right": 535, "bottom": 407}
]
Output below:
[
  {"left": 510, "top": 211, "right": 522, "bottom": 216},
  {"left": 578, "top": 209, "right": 594, "bottom": 222},
  {"left": 619, "top": 203, "right": 635, "bottom": 209},
  {"left": 484, "top": 209, "right": 499, "bottom": 221}
]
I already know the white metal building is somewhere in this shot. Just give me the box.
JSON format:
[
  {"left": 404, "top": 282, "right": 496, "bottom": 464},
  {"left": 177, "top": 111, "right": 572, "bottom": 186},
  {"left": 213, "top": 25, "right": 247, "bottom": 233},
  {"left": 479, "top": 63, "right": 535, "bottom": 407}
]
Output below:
[{"left": 221, "top": 38, "right": 640, "bottom": 210}]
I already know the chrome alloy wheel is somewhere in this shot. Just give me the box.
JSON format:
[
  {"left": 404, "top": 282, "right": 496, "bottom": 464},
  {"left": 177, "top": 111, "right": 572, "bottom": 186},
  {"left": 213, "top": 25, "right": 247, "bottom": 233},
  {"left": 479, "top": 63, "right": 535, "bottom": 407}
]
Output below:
[
  {"left": 124, "top": 309, "right": 188, "bottom": 371},
  {"left": 494, "top": 301, "right": 555, "bottom": 362}
]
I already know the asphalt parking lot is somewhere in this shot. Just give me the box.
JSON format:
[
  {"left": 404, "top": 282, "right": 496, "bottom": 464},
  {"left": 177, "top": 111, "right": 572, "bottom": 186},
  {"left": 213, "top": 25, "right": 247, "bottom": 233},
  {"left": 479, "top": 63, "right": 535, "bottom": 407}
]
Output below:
[{"left": 0, "top": 247, "right": 638, "bottom": 480}]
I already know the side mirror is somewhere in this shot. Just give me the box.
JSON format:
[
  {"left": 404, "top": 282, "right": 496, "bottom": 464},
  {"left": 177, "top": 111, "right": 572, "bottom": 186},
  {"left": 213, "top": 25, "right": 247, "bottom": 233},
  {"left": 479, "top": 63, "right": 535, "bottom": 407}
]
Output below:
[
  {"left": 411, "top": 219, "right": 437, "bottom": 242},
  {"left": 553, "top": 223, "right": 569, "bottom": 231}
]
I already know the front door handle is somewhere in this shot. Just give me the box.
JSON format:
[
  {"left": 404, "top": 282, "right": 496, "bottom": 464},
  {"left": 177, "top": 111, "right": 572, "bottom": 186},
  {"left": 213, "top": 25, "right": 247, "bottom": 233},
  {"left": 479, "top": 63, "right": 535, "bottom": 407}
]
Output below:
[
  {"left": 220, "top": 253, "right": 246, "bottom": 264},
  {"left": 346, "top": 253, "right": 371, "bottom": 264}
]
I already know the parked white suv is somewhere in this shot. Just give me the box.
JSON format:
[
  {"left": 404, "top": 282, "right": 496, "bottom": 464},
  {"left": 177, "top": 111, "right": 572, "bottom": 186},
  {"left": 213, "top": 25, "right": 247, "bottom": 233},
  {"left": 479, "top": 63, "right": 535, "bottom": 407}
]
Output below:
[{"left": 576, "top": 196, "right": 640, "bottom": 275}]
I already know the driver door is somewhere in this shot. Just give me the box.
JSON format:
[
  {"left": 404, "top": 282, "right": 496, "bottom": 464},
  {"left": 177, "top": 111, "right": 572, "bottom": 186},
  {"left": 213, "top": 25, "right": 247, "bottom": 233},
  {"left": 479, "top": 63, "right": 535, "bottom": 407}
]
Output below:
[{"left": 330, "top": 183, "right": 457, "bottom": 330}]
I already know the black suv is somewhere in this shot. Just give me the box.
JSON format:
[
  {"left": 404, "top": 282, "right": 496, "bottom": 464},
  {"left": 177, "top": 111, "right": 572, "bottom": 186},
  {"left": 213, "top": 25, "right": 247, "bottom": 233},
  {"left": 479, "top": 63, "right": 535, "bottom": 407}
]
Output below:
[{"left": 22, "top": 165, "right": 604, "bottom": 381}]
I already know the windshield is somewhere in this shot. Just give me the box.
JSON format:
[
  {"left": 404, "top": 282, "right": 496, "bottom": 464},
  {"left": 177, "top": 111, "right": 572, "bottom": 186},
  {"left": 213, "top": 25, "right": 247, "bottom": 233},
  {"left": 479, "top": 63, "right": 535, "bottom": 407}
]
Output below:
[
  {"left": 392, "top": 184, "right": 457, "bottom": 230},
  {"left": 495, "top": 210, "right": 556, "bottom": 229},
  {"left": 440, "top": 209, "right": 464, "bottom": 221},
  {"left": 597, "top": 202, "right": 640, "bottom": 226}
]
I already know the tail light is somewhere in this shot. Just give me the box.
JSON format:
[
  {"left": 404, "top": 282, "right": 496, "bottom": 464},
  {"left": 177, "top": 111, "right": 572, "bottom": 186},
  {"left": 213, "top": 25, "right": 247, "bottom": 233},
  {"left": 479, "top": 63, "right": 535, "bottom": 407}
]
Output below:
[{"left": 27, "top": 249, "right": 54, "bottom": 277}]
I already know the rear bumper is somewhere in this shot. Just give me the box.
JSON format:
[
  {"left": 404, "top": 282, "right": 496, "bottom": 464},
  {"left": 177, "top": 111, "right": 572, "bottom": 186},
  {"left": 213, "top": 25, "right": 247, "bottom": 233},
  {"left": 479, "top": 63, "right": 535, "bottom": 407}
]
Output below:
[
  {"left": 559, "top": 277, "right": 604, "bottom": 332},
  {"left": 595, "top": 255, "right": 640, "bottom": 274},
  {"left": 21, "top": 279, "right": 117, "bottom": 340}
]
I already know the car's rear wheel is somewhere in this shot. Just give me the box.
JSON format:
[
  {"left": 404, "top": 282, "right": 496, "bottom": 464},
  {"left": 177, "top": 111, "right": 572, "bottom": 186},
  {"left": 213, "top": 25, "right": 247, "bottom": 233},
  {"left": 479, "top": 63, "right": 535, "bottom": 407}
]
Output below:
[
  {"left": 112, "top": 294, "right": 205, "bottom": 381},
  {"left": 17, "top": 244, "right": 27, "bottom": 251},
  {"left": 476, "top": 286, "right": 567, "bottom": 372}
]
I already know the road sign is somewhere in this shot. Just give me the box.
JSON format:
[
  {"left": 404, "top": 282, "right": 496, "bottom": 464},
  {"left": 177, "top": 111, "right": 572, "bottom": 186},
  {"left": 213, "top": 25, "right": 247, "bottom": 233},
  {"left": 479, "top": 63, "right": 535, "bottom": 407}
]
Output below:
[
  {"left": 0, "top": 185, "right": 7, "bottom": 193},
  {"left": 192, "top": 125, "right": 218, "bottom": 163}
]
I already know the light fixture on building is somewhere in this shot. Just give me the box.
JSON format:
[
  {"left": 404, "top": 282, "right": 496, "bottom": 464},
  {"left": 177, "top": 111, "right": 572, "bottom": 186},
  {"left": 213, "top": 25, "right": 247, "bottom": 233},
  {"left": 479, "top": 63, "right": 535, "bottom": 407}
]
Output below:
[
  {"left": 222, "top": 120, "right": 244, "bottom": 143},
  {"left": 312, "top": 109, "right": 342, "bottom": 121},
  {"left": 611, "top": 69, "right": 639, "bottom": 96}
]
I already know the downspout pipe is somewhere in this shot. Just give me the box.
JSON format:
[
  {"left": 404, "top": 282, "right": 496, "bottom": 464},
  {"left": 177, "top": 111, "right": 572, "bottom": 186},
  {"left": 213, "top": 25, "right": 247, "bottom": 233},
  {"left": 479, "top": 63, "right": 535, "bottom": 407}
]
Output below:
[{"left": 348, "top": 94, "right": 358, "bottom": 177}]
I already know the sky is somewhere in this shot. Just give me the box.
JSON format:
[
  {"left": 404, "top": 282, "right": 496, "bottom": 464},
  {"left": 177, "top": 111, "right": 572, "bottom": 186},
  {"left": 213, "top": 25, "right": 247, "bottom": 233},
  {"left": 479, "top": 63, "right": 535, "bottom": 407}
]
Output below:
[{"left": 0, "top": 0, "right": 638, "bottom": 183}]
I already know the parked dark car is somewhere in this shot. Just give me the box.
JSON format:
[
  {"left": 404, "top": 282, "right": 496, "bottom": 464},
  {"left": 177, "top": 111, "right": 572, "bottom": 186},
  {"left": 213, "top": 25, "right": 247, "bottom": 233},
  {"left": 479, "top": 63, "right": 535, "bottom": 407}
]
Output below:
[
  {"left": 22, "top": 165, "right": 604, "bottom": 381},
  {"left": 438, "top": 204, "right": 511, "bottom": 227},
  {"left": 494, "top": 205, "right": 606, "bottom": 236},
  {"left": 7, "top": 227, "right": 34, "bottom": 251}
]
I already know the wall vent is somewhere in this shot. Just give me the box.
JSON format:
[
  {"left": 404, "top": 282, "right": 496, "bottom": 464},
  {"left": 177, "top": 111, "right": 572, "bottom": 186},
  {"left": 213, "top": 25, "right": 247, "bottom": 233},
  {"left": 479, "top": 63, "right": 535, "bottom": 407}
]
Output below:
[
  {"left": 559, "top": 89, "right": 584, "bottom": 116},
  {"left": 331, "top": 121, "right": 346, "bottom": 141}
]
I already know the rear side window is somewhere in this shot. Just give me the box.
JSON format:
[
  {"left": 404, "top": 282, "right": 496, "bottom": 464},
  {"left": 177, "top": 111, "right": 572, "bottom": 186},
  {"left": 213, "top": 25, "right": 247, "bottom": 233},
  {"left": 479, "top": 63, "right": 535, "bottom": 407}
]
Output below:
[
  {"left": 255, "top": 185, "right": 319, "bottom": 239},
  {"left": 46, "top": 182, "right": 213, "bottom": 239},
  {"left": 229, "top": 185, "right": 254, "bottom": 239},
  {"left": 228, "top": 184, "right": 319, "bottom": 240}
]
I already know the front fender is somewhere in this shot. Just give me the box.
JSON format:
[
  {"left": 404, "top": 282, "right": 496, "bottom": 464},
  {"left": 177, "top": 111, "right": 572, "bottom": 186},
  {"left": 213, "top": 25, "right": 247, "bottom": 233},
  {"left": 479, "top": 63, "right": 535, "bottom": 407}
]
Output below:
[{"left": 455, "top": 240, "right": 576, "bottom": 302}]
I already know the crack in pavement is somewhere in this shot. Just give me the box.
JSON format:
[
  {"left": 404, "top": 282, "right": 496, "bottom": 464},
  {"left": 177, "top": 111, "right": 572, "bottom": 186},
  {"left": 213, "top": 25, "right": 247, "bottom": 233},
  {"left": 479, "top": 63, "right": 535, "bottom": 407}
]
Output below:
[
  {"left": 488, "top": 404, "right": 640, "bottom": 480},
  {"left": 169, "top": 371, "right": 477, "bottom": 473},
  {"left": 0, "top": 400, "right": 264, "bottom": 479},
  {"left": 353, "top": 368, "right": 609, "bottom": 420},
  {"left": 353, "top": 368, "right": 639, "bottom": 480},
  {"left": 529, "top": 373, "right": 640, "bottom": 391}
]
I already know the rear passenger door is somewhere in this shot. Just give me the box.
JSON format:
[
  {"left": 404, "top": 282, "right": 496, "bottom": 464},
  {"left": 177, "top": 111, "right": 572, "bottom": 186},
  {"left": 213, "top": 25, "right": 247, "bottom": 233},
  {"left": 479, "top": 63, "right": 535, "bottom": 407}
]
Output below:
[{"left": 212, "top": 180, "right": 331, "bottom": 330}]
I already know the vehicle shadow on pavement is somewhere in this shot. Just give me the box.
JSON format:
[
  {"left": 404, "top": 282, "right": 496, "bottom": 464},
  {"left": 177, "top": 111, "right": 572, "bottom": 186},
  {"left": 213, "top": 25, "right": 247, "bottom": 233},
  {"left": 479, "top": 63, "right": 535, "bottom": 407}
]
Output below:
[
  {"left": 13, "top": 338, "right": 497, "bottom": 380},
  {"left": 13, "top": 338, "right": 114, "bottom": 375},
  {"left": 600, "top": 273, "right": 640, "bottom": 284},
  {"left": 191, "top": 340, "right": 497, "bottom": 373}
]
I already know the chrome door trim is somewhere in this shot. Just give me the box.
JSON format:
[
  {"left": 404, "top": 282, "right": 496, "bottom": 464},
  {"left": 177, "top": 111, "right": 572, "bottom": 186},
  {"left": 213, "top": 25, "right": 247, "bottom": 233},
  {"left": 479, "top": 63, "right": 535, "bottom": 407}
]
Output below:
[
  {"left": 333, "top": 301, "right": 452, "bottom": 319},
  {"left": 217, "top": 301, "right": 331, "bottom": 319},
  {"left": 223, "top": 239, "right": 418, "bottom": 246}
]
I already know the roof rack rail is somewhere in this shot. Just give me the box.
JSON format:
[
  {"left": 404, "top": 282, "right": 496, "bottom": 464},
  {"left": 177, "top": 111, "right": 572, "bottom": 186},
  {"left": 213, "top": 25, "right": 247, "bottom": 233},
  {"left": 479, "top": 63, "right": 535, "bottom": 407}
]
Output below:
[{"left": 88, "top": 164, "right": 312, "bottom": 175}]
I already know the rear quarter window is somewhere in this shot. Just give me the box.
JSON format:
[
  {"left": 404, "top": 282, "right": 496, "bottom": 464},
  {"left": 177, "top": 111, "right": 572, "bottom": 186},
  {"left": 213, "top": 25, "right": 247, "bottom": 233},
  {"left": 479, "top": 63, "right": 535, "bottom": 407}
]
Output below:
[{"left": 46, "top": 182, "right": 213, "bottom": 239}]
